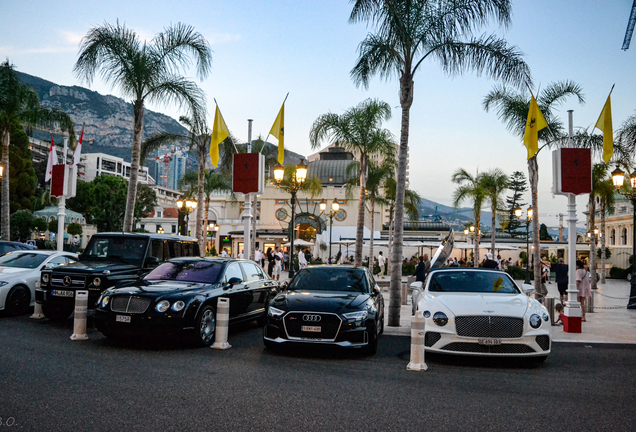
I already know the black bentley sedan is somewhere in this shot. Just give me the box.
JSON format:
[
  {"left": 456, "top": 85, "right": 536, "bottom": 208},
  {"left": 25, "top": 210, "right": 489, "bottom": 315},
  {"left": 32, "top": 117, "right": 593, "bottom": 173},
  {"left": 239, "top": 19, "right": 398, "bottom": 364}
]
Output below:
[
  {"left": 263, "top": 266, "right": 384, "bottom": 354},
  {"left": 93, "top": 257, "right": 279, "bottom": 346}
]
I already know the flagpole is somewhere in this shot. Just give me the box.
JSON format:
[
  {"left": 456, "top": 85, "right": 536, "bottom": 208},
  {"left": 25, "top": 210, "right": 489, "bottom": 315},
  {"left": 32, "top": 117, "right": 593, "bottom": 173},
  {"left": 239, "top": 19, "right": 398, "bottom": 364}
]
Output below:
[
  {"left": 213, "top": 98, "right": 239, "bottom": 154},
  {"left": 56, "top": 138, "right": 68, "bottom": 252},
  {"left": 260, "top": 92, "right": 289, "bottom": 155}
]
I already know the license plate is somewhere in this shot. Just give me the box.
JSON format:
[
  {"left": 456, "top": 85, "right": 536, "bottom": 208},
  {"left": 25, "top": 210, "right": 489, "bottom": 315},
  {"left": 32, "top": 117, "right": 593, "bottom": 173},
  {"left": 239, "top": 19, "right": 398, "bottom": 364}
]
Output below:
[
  {"left": 52, "top": 290, "right": 74, "bottom": 297},
  {"left": 301, "top": 325, "right": 321, "bottom": 333},
  {"left": 116, "top": 315, "right": 131, "bottom": 323},
  {"left": 478, "top": 338, "right": 502, "bottom": 346}
]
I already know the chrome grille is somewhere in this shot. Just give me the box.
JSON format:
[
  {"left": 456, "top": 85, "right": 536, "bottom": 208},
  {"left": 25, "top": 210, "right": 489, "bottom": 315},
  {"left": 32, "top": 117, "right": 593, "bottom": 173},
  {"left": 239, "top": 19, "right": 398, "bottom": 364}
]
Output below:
[
  {"left": 110, "top": 296, "right": 151, "bottom": 314},
  {"left": 50, "top": 274, "right": 86, "bottom": 288},
  {"left": 455, "top": 316, "right": 524, "bottom": 338},
  {"left": 284, "top": 312, "right": 342, "bottom": 340},
  {"left": 441, "top": 342, "right": 535, "bottom": 354}
]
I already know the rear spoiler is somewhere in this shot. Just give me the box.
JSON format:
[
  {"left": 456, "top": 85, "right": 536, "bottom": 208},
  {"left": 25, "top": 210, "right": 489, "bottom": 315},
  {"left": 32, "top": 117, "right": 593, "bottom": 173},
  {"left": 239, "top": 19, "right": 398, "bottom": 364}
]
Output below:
[{"left": 429, "top": 229, "right": 454, "bottom": 269}]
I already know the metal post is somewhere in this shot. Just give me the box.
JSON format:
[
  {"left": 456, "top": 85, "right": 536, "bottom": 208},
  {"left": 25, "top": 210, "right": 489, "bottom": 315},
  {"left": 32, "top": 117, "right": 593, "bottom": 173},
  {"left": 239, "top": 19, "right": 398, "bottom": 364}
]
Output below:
[
  {"left": 242, "top": 120, "right": 253, "bottom": 261},
  {"left": 56, "top": 138, "right": 68, "bottom": 251},
  {"left": 329, "top": 213, "right": 333, "bottom": 264},
  {"left": 525, "top": 220, "right": 531, "bottom": 284},
  {"left": 629, "top": 198, "right": 636, "bottom": 308},
  {"left": 289, "top": 191, "right": 296, "bottom": 278}
]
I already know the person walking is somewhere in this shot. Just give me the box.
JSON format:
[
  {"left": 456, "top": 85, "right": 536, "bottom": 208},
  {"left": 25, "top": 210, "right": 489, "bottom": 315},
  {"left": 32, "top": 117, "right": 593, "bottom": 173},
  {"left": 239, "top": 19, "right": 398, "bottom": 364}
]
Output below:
[
  {"left": 273, "top": 247, "right": 284, "bottom": 281},
  {"left": 415, "top": 256, "right": 426, "bottom": 282},
  {"left": 378, "top": 251, "right": 386, "bottom": 278},
  {"left": 298, "top": 248, "right": 308, "bottom": 268},
  {"left": 576, "top": 260, "right": 591, "bottom": 321},
  {"left": 266, "top": 247, "right": 275, "bottom": 277},
  {"left": 554, "top": 258, "right": 569, "bottom": 304},
  {"left": 254, "top": 248, "right": 262, "bottom": 268}
]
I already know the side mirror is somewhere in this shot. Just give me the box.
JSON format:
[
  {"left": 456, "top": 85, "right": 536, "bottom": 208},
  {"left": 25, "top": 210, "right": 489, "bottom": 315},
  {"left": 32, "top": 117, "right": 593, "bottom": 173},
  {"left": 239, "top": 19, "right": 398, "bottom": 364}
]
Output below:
[
  {"left": 373, "top": 284, "right": 381, "bottom": 294},
  {"left": 522, "top": 283, "right": 534, "bottom": 296},
  {"left": 228, "top": 277, "right": 242, "bottom": 286},
  {"left": 280, "top": 281, "right": 289, "bottom": 292},
  {"left": 145, "top": 256, "right": 160, "bottom": 268},
  {"left": 43, "top": 263, "right": 55, "bottom": 270}
]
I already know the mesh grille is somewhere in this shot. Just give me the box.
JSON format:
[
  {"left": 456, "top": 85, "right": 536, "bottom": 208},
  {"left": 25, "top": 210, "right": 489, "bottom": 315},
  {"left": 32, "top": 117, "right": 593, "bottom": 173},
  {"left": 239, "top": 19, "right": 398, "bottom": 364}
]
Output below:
[
  {"left": 441, "top": 342, "right": 535, "bottom": 354},
  {"left": 535, "top": 335, "right": 550, "bottom": 351},
  {"left": 284, "top": 312, "right": 342, "bottom": 340},
  {"left": 425, "top": 332, "right": 441, "bottom": 347},
  {"left": 455, "top": 316, "right": 524, "bottom": 338},
  {"left": 111, "top": 296, "right": 151, "bottom": 314}
]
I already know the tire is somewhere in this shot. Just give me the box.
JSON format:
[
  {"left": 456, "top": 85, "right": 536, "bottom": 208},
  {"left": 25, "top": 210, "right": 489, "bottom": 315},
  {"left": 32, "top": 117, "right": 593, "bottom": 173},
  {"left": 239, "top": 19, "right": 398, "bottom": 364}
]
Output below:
[
  {"left": 364, "top": 324, "right": 378, "bottom": 355},
  {"left": 256, "top": 313, "right": 267, "bottom": 327},
  {"left": 5, "top": 285, "right": 31, "bottom": 316},
  {"left": 263, "top": 338, "right": 277, "bottom": 349},
  {"left": 193, "top": 305, "right": 216, "bottom": 347},
  {"left": 42, "top": 303, "right": 74, "bottom": 321},
  {"left": 378, "top": 314, "right": 384, "bottom": 336}
]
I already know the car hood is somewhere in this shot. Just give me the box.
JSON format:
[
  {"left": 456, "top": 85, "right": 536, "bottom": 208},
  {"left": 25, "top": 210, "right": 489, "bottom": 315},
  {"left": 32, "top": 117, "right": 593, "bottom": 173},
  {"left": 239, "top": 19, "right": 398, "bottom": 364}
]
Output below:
[
  {"left": 55, "top": 260, "right": 138, "bottom": 273},
  {"left": 107, "top": 281, "right": 213, "bottom": 296},
  {"left": 430, "top": 292, "right": 530, "bottom": 317},
  {"left": 0, "top": 267, "right": 33, "bottom": 280},
  {"left": 272, "top": 291, "right": 369, "bottom": 313}
]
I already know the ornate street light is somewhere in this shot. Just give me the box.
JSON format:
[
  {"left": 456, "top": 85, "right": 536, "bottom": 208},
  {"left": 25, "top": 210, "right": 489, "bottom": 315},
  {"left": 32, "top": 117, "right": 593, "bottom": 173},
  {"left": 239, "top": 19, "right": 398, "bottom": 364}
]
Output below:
[
  {"left": 176, "top": 198, "right": 197, "bottom": 236},
  {"left": 0, "top": 164, "right": 3, "bottom": 179},
  {"left": 515, "top": 206, "right": 533, "bottom": 284},
  {"left": 320, "top": 199, "right": 340, "bottom": 263},
  {"left": 612, "top": 167, "right": 636, "bottom": 308}
]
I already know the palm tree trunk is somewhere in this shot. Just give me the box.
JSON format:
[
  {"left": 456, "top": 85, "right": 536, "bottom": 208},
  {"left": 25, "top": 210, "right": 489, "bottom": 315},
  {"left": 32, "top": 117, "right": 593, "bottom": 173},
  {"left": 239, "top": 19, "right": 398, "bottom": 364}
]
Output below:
[
  {"left": 196, "top": 148, "right": 205, "bottom": 257},
  {"left": 389, "top": 72, "right": 413, "bottom": 327},
  {"left": 491, "top": 204, "right": 496, "bottom": 259},
  {"left": 387, "top": 205, "right": 394, "bottom": 276},
  {"left": 529, "top": 156, "right": 541, "bottom": 291},
  {"left": 354, "top": 154, "right": 367, "bottom": 267},
  {"left": 369, "top": 194, "right": 375, "bottom": 272},
  {"left": 123, "top": 100, "right": 144, "bottom": 232},
  {"left": 474, "top": 213, "right": 481, "bottom": 268},
  {"left": 205, "top": 196, "right": 210, "bottom": 255},
  {"left": 600, "top": 199, "right": 607, "bottom": 283},
  {"left": 1, "top": 128, "right": 10, "bottom": 241},
  {"left": 589, "top": 194, "right": 597, "bottom": 290}
]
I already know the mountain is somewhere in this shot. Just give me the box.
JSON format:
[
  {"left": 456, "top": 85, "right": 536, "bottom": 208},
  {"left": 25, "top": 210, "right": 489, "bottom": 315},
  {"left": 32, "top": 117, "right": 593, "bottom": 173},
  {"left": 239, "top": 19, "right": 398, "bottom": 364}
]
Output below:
[{"left": 418, "top": 197, "right": 493, "bottom": 229}]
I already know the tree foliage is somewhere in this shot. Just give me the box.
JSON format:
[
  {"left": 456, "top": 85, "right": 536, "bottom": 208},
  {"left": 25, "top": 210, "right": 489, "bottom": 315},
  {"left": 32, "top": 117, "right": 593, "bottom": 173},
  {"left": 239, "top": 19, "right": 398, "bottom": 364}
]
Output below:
[
  {"left": 10, "top": 209, "right": 33, "bottom": 241},
  {"left": 504, "top": 171, "right": 527, "bottom": 235},
  {"left": 0, "top": 121, "right": 39, "bottom": 213},
  {"left": 539, "top": 223, "right": 552, "bottom": 241}
]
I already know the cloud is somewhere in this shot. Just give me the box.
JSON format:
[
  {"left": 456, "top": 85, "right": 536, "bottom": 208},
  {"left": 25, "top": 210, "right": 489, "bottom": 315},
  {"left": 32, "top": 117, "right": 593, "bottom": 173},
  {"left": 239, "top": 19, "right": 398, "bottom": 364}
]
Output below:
[
  {"left": 208, "top": 33, "right": 241, "bottom": 45},
  {"left": 0, "top": 46, "right": 76, "bottom": 55},
  {"left": 60, "top": 30, "right": 84, "bottom": 46}
]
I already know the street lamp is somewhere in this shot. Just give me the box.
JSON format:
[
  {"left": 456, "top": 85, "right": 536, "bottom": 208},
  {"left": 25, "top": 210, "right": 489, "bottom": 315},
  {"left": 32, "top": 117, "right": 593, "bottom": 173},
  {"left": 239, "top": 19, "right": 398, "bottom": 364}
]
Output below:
[
  {"left": 157, "top": 226, "right": 164, "bottom": 234},
  {"left": 611, "top": 167, "right": 636, "bottom": 308},
  {"left": 274, "top": 159, "right": 308, "bottom": 278},
  {"left": 176, "top": 198, "right": 197, "bottom": 236},
  {"left": 320, "top": 198, "right": 340, "bottom": 264},
  {"left": 515, "top": 206, "right": 533, "bottom": 284}
]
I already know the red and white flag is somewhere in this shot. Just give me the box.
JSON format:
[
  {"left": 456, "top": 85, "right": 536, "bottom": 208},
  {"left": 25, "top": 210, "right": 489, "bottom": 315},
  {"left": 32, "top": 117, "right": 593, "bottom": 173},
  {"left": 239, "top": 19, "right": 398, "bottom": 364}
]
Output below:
[
  {"left": 72, "top": 124, "right": 84, "bottom": 166},
  {"left": 45, "top": 133, "right": 58, "bottom": 182}
]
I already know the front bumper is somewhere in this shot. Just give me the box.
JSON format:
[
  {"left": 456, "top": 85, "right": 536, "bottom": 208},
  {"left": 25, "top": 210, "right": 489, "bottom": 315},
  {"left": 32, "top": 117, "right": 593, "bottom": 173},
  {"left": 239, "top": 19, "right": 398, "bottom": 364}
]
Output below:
[
  {"left": 93, "top": 308, "right": 190, "bottom": 338},
  {"left": 423, "top": 330, "right": 551, "bottom": 357},
  {"left": 35, "top": 287, "right": 102, "bottom": 308}
]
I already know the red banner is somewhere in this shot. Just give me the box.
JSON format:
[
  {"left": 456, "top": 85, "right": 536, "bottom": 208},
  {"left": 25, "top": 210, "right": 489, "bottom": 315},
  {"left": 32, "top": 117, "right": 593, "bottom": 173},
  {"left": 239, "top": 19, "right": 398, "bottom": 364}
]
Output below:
[
  {"left": 233, "top": 153, "right": 261, "bottom": 194},
  {"left": 560, "top": 148, "right": 591, "bottom": 195},
  {"left": 51, "top": 165, "right": 66, "bottom": 197}
]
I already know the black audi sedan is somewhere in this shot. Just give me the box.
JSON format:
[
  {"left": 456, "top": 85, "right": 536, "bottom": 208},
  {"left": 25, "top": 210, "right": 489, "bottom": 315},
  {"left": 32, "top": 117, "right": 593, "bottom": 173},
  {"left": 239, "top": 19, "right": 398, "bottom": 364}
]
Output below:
[
  {"left": 263, "top": 265, "right": 384, "bottom": 354},
  {"left": 94, "top": 257, "right": 279, "bottom": 346}
]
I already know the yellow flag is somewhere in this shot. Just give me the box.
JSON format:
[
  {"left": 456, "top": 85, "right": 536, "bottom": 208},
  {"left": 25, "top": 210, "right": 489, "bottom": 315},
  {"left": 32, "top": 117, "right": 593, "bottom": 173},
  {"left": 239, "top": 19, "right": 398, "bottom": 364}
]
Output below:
[
  {"left": 210, "top": 104, "right": 230, "bottom": 168},
  {"left": 595, "top": 93, "right": 613, "bottom": 164},
  {"left": 523, "top": 94, "right": 548, "bottom": 160},
  {"left": 269, "top": 102, "right": 285, "bottom": 164}
]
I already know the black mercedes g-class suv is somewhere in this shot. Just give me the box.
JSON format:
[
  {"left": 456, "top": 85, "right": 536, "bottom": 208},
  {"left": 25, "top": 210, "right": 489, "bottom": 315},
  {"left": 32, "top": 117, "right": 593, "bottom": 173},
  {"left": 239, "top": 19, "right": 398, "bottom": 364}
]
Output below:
[{"left": 36, "top": 233, "right": 200, "bottom": 320}]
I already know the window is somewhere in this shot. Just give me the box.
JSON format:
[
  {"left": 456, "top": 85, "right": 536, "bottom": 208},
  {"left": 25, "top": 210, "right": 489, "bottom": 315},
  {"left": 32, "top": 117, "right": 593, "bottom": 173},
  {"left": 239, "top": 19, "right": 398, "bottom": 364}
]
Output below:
[
  {"left": 622, "top": 228, "right": 628, "bottom": 245},
  {"left": 241, "top": 262, "right": 263, "bottom": 282},
  {"left": 168, "top": 241, "right": 181, "bottom": 258},
  {"left": 224, "top": 263, "right": 243, "bottom": 283},
  {"left": 172, "top": 225, "right": 177, "bottom": 234},
  {"left": 611, "top": 229, "right": 615, "bottom": 245},
  {"left": 149, "top": 240, "right": 165, "bottom": 261}
]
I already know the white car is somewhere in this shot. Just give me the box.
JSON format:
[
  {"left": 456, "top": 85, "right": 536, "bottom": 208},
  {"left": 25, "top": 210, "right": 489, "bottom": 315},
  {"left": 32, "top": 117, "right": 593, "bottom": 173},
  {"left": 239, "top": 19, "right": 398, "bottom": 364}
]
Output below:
[
  {"left": 0, "top": 250, "right": 77, "bottom": 316},
  {"left": 411, "top": 268, "right": 551, "bottom": 361}
]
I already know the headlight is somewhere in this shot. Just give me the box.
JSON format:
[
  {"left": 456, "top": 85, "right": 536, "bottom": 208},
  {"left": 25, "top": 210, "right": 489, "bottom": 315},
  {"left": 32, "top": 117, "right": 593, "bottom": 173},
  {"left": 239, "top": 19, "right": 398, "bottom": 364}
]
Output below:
[
  {"left": 101, "top": 296, "right": 110, "bottom": 308},
  {"left": 343, "top": 311, "right": 368, "bottom": 321},
  {"left": 42, "top": 274, "right": 50, "bottom": 283},
  {"left": 267, "top": 306, "right": 285, "bottom": 318},
  {"left": 423, "top": 310, "right": 431, "bottom": 318},
  {"left": 543, "top": 313, "right": 549, "bottom": 322},
  {"left": 156, "top": 300, "right": 170, "bottom": 313},
  {"left": 433, "top": 312, "right": 448, "bottom": 326},
  {"left": 93, "top": 277, "right": 102, "bottom": 287},
  {"left": 529, "top": 314, "right": 542, "bottom": 329},
  {"left": 172, "top": 300, "right": 185, "bottom": 312}
]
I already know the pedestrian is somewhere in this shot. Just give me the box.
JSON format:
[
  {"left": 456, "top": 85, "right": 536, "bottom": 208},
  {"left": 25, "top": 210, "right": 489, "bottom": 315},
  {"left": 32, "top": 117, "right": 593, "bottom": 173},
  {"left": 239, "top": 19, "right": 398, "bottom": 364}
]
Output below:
[
  {"left": 273, "top": 247, "right": 284, "bottom": 281},
  {"left": 553, "top": 258, "right": 569, "bottom": 304},
  {"left": 283, "top": 249, "right": 289, "bottom": 271},
  {"left": 415, "top": 256, "right": 426, "bottom": 282},
  {"left": 238, "top": 250, "right": 244, "bottom": 259},
  {"left": 298, "top": 248, "right": 308, "bottom": 268},
  {"left": 378, "top": 251, "right": 386, "bottom": 278},
  {"left": 554, "top": 303, "right": 564, "bottom": 326},
  {"left": 266, "top": 247, "right": 275, "bottom": 277},
  {"left": 482, "top": 253, "right": 499, "bottom": 269},
  {"left": 221, "top": 248, "right": 229, "bottom": 258},
  {"left": 254, "top": 248, "right": 262, "bottom": 267},
  {"left": 541, "top": 256, "right": 551, "bottom": 284},
  {"left": 576, "top": 260, "right": 591, "bottom": 322}
]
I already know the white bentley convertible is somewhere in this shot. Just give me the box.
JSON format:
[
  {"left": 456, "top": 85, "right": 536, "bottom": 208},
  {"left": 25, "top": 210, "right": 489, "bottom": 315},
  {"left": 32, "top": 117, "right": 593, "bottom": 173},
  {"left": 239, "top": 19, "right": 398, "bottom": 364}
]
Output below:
[{"left": 411, "top": 268, "right": 551, "bottom": 361}]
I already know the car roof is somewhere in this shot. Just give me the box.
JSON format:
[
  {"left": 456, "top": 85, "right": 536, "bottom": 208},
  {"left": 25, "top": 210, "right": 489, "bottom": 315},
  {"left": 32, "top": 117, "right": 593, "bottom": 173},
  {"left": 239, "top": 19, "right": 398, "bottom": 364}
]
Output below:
[
  {"left": 4, "top": 250, "right": 76, "bottom": 256},
  {"left": 93, "top": 233, "right": 198, "bottom": 242},
  {"left": 428, "top": 267, "right": 509, "bottom": 275}
]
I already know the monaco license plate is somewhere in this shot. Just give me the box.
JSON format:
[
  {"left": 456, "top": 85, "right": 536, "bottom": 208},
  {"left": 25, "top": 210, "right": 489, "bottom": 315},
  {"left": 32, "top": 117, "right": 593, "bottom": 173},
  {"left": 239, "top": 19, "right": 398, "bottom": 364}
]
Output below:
[
  {"left": 116, "top": 315, "right": 131, "bottom": 323},
  {"left": 52, "top": 290, "right": 74, "bottom": 298},
  {"left": 301, "top": 325, "right": 321, "bottom": 333},
  {"left": 478, "top": 338, "right": 502, "bottom": 346}
]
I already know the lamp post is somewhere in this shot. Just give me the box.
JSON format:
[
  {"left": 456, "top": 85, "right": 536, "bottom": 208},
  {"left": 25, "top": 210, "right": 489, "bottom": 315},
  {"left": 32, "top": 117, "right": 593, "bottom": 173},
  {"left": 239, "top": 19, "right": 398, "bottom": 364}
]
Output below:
[
  {"left": 176, "top": 198, "right": 197, "bottom": 236},
  {"left": 320, "top": 199, "right": 340, "bottom": 264},
  {"left": 274, "top": 159, "right": 307, "bottom": 278},
  {"left": 515, "top": 206, "right": 533, "bottom": 284},
  {"left": 611, "top": 167, "right": 636, "bottom": 308}
]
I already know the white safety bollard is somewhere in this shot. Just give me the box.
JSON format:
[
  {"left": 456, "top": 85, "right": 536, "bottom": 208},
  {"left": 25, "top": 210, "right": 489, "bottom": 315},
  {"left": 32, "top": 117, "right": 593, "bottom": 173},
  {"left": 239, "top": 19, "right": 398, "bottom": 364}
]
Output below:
[
  {"left": 211, "top": 297, "right": 231, "bottom": 350},
  {"left": 406, "top": 310, "right": 428, "bottom": 371},
  {"left": 70, "top": 290, "right": 89, "bottom": 341},
  {"left": 30, "top": 281, "right": 46, "bottom": 319}
]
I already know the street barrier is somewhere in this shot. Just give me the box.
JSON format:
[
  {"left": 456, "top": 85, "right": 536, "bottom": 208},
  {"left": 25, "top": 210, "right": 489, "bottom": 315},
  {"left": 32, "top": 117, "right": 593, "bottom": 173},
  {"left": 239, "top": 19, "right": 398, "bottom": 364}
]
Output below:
[
  {"left": 588, "top": 290, "right": 595, "bottom": 313},
  {"left": 406, "top": 310, "right": 427, "bottom": 371},
  {"left": 70, "top": 290, "right": 89, "bottom": 341},
  {"left": 211, "top": 297, "right": 231, "bottom": 350},
  {"left": 545, "top": 297, "right": 556, "bottom": 325},
  {"left": 30, "top": 281, "right": 45, "bottom": 319}
]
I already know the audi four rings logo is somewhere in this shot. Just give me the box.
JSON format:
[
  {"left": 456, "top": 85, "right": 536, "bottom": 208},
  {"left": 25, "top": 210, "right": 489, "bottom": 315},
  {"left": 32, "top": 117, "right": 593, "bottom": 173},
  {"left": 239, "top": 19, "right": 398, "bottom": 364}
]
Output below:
[
  {"left": 302, "top": 314, "right": 321, "bottom": 322},
  {"left": 63, "top": 276, "right": 72, "bottom": 286}
]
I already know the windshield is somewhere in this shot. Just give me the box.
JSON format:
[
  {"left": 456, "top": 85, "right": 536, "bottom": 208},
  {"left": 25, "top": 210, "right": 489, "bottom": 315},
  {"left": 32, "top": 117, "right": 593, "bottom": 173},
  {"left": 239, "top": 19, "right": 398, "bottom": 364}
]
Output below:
[
  {"left": 82, "top": 236, "right": 148, "bottom": 264},
  {"left": 429, "top": 271, "right": 520, "bottom": 294},
  {"left": 289, "top": 267, "right": 368, "bottom": 293},
  {"left": 144, "top": 261, "right": 223, "bottom": 284},
  {"left": 0, "top": 252, "right": 48, "bottom": 269}
]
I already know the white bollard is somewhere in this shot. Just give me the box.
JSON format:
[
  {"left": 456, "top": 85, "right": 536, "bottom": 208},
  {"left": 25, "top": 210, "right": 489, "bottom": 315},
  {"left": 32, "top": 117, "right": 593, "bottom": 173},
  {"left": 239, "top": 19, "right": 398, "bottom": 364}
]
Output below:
[
  {"left": 70, "top": 290, "right": 89, "bottom": 341},
  {"left": 406, "top": 310, "right": 428, "bottom": 371},
  {"left": 211, "top": 297, "right": 231, "bottom": 350},
  {"left": 30, "top": 281, "right": 46, "bottom": 319}
]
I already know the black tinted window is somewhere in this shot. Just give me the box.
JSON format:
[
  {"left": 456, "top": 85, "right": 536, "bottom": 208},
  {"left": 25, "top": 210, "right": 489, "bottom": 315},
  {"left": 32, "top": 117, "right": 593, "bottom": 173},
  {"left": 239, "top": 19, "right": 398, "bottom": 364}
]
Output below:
[
  {"left": 149, "top": 240, "right": 165, "bottom": 261},
  {"left": 290, "top": 268, "right": 367, "bottom": 293},
  {"left": 241, "top": 263, "right": 263, "bottom": 282},
  {"left": 224, "top": 263, "right": 243, "bottom": 283},
  {"left": 429, "top": 271, "right": 520, "bottom": 294},
  {"left": 145, "top": 261, "right": 223, "bottom": 283},
  {"left": 83, "top": 237, "right": 147, "bottom": 264},
  {"left": 0, "top": 252, "right": 48, "bottom": 269}
]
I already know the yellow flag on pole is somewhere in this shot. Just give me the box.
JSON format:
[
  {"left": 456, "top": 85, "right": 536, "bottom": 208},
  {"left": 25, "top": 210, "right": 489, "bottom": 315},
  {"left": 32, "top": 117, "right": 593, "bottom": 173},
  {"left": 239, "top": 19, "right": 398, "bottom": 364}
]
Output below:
[
  {"left": 210, "top": 103, "right": 230, "bottom": 168},
  {"left": 523, "top": 94, "right": 548, "bottom": 160},
  {"left": 269, "top": 102, "right": 285, "bottom": 164},
  {"left": 595, "top": 92, "right": 614, "bottom": 164}
]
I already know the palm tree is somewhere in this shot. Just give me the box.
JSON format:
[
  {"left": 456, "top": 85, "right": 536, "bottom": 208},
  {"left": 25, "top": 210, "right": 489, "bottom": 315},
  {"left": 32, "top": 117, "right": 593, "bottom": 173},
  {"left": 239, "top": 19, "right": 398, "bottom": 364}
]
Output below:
[
  {"left": 383, "top": 177, "right": 421, "bottom": 264},
  {"left": 310, "top": 98, "right": 395, "bottom": 267},
  {"left": 597, "top": 179, "right": 616, "bottom": 284},
  {"left": 74, "top": 21, "right": 212, "bottom": 232},
  {"left": 483, "top": 80, "right": 584, "bottom": 289},
  {"left": 452, "top": 168, "right": 486, "bottom": 268},
  {"left": 481, "top": 169, "right": 509, "bottom": 256},
  {"left": 350, "top": 0, "right": 531, "bottom": 325},
  {"left": 0, "top": 60, "right": 75, "bottom": 240},
  {"left": 588, "top": 164, "right": 615, "bottom": 289}
]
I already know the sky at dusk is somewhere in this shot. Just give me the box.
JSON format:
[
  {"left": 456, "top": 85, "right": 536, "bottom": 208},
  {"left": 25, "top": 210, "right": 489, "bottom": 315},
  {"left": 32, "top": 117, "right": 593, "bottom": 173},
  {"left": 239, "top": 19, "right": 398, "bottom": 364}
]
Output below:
[{"left": 2, "top": 0, "right": 635, "bottom": 229}]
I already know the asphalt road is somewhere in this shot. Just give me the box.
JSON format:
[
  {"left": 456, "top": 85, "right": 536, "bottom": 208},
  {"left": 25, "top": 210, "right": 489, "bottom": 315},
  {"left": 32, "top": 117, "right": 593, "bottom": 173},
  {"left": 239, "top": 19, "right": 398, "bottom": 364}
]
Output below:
[{"left": 1, "top": 314, "right": 635, "bottom": 432}]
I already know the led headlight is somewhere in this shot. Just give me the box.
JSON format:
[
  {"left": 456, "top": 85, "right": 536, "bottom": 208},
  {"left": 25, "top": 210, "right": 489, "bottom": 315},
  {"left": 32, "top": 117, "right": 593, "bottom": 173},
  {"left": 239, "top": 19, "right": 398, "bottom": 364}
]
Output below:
[
  {"left": 267, "top": 306, "right": 285, "bottom": 318},
  {"left": 156, "top": 300, "right": 170, "bottom": 313},
  {"left": 93, "top": 277, "right": 102, "bottom": 287},
  {"left": 543, "top": 313, "right": 549, "bottom": 322},
  {"left": 343, "top": 311, "right": 368, "bottom": 321},
  {"left": 433, "top": 312, "right": 448, "bottom": 326},
  {"left": 100, "top": 296, "right": 110, "bottom": 308},
  {"left": 171, "top": 300, "right": 185, "bottom": 312},
  {"left": 529, "top": 314, "right": 542, "bottom": 329},
  {"left": 42, "top": 274, "right": 50, "bottom": 283}
]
